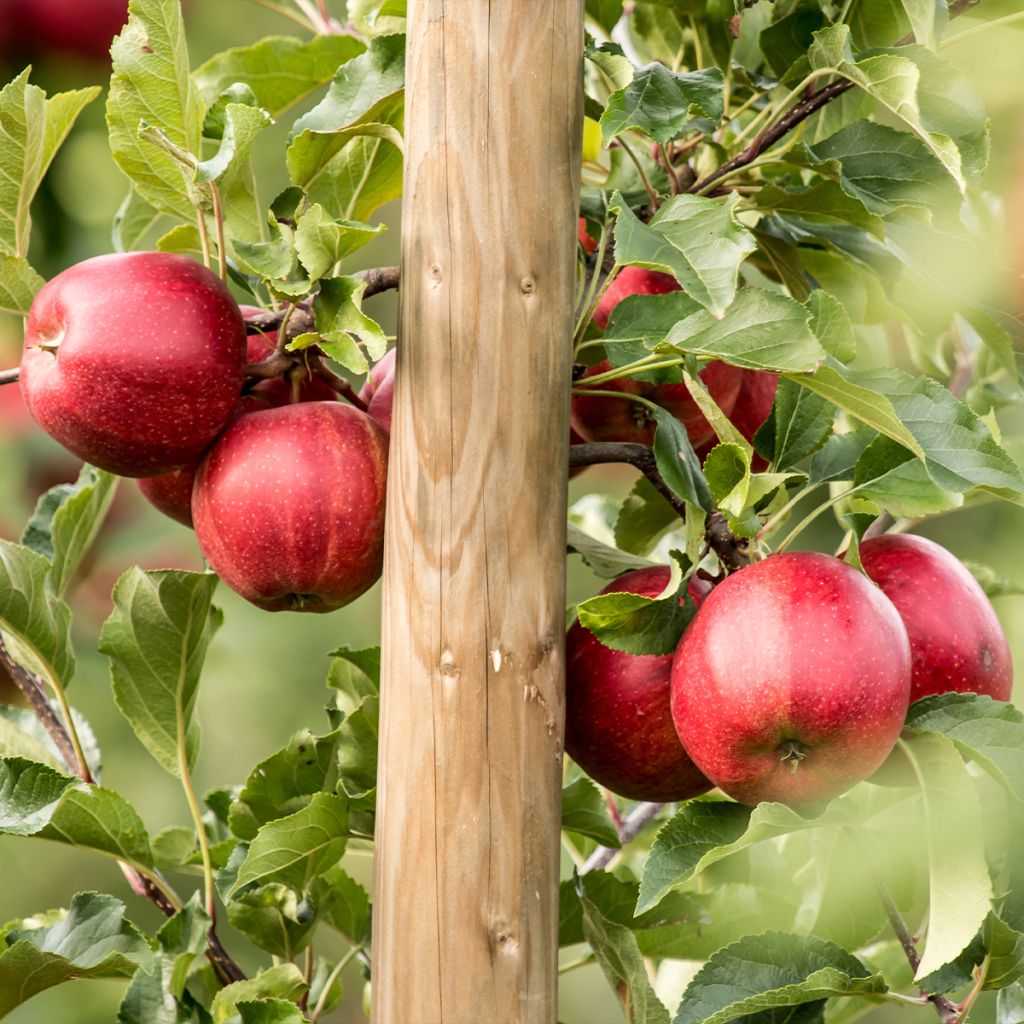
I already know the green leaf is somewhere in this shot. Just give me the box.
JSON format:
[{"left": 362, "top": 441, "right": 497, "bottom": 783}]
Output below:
[
  {"left": 578, "top": 877, "right": 671, "bottom": 1024},
  {"left": 665, "top": 288, "right": 824, "bottom": 372},
  {"left": 210, "top": 964, "right": 307, "bottom": 1024},
  {"left": 294, "top": 203, "right": 385, "bottom": 281},
  {"left": 614, "top": 477, "right": 678, "bottom": 557},
  {"left": 0, "top": 707, "right": 62, "bottom": 767},
  {"left": 310, "top": 275, "right": 388, "bottom": 370},
  {"left": 336, "top": 697, "right": 379, "bottom": 799},
  {"left": 805, "top": 120, "right": 959, "bottom": 217},
  {"left": 611, "top": 193, "right": 756, "bottom": 317},
  {"left": 1000, "top": 981, "right": 1024, "bottom": 1024},
  {"left": 586, "top": 0, "right": 624, "bottom": 34},
  {"left": 327, "top": 645, "right": 380, "bottom": 698},
  {"left": 601, "top": 63, "right": 723, "bottom": 144},
  {"left": 228, "top": 729, "right": 341, "bottom": 841},
  {"left": 561, "top": 777, "right": 620, "bottom": 847},
  {"left": 761, "top": 376, "right": 833, "bottom": 471},
  {"left": 231, "top": 793, "right": 350, "bottom": 895},
  {"left": 896, "top": 733, "right": 993, "bottom": 980},
  {"left": 854, "top": 435, "right": 963, "bottom": 518},
  {"left": 653, "top": 410, "right": 712, "bottom": 512},
  {"left": 322, "top": 866, "right": 371, "bottom": 945},
  {"left": 227, "top": 883, "right": 320, "bottom": 959},
  {"left": 566, "top": 522, "right": 659, "bottom": 579},
  {"left": 807, "top": 289, "right": 856, "bottom": 364},
  {"left": 638, "top": 800, "right": 864, "bottom": 914},
  {"left": 961, "top": 562, "right": 1024, "bottom": 600},
  {"left": 753, "top": 180, "right": 884, "bottom": 238},
  {"left": 112, "top": 188, "right": 163, "bottom": 252},
  {"left": 0, "top": 892, "right": 151, "bottom": 1018},
  {"left": 673, "top": 932, "right": 885, "bottom": 1024},
  {"left": 193, "top": 35, "right": 365, "bottom": 116},
  {"left": 602, "top": 292, "right": 704, "bottom": 365},
  {"left": 286, "top": 34, "right": 404, "bottom": 223},
  {"left": 0, "top": 70, "right": 100, "bottom": 257},
  {"left": 107, "top": 0, "right": 205, "bottom": 220},
  {"left": 577, "top": 555, "right": 694, "bottom": 657},
  {"left": 233, "top": 236, "right": 297, "bottom": 281},
  {"left": 904, "top": 694, "right": 1024, "bottom": 803},
  {"left": 196, "top": 103, "right": 271, "bottom": 184},
  {"left": 100, "top": 570, "right": 221, "bottom": 777},
  {"left": 22, "top": 465, "right": 118, "bottom": 598},
  {"left": 0, "top": 255, "right": 45, "bottom": 317},
  {"left": 0, "top": 540, "right": 74, "bottom": 687},
  {"left": 237, "top": 1001, "right": 306, "bottom": 1024}
]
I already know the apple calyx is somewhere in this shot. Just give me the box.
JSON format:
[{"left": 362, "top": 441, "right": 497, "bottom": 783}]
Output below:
[{"left": 779, "top": 741, "right": 807, "bottom": 773}]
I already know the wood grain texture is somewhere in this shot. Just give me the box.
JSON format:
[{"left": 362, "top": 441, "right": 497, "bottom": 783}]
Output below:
[{"left": 372, "top": 2, "right": 583, "bottom": 1021}]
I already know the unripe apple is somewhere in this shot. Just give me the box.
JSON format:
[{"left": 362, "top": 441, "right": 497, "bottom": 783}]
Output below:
[
  {"left": 572, "top": 359, "right": 742, "bottom": 449},
  {"left": 192, "top": 402, "right": 388, "bottom": 612},
  {"left": 860, "top": 534, "right": 1013, "bottom": 702},
  {"left": 695, "top": 370, "right": 778, "bottom": 470},
  {"left": 594, "top": 265, "right": 680, "bottom": 330},
  {"left": 20, "top": 253, "right": 246, "bottom": 477},
  {"left": 671, "top": 552, "right": 912, "bottom": 807},
  {"left": 566, "top": 567, "right": 713, "bottom": 802}
]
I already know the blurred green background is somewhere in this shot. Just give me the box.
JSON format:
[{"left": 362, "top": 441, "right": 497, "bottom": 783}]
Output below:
[{"left": 0, "top": 1, "right": 1022, "bottom": 1022}]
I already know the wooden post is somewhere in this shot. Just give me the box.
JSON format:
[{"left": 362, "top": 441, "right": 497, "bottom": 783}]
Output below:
[{"left": 372, "top": 2, "right": 583, "bottom": 1021}]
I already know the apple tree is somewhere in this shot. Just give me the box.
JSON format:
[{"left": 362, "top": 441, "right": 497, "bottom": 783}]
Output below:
[{"left": 0, "top": 0, "right": 1023, "bottom": 1022}]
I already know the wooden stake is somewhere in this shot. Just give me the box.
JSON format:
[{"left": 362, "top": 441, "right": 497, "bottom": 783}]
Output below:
[{"left": 373, "top": 2, "right": 583, "bottom": 1020}]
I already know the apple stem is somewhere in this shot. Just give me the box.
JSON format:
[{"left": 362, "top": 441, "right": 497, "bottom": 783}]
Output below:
[
  {"left": 779, "top": 741, "right": 806, "bottom": 774},
  {"left": 311, "top": 362, "right": 369, "bottom": 411}
]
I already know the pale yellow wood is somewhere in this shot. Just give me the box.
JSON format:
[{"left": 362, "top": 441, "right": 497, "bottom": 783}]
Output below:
[{"left": 372, "top": 2, "right": 584, "bottom": 1021}]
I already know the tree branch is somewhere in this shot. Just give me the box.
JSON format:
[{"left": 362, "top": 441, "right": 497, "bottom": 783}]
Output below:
[
  {"left": 581, "top": 802, "right": 665, "bottom": 874},
  {"left": 0, "top": 635, "right": 246, "bottom": 985},
  {"left": 570, "top": 442, "right": 686, "bottom": 519},
  {"left": 705, "top": 510, "right": 751, "bottom": 571},
  {"left": 0, "top": 367, "right": 19, "bottom": 386}
]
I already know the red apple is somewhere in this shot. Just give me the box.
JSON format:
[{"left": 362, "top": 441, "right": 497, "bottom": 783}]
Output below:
[
  {"left": 572, "top": 359, "right": 742, "bottom": 449},
  {"left": 245, "top": 331, "right": 339, "bottom": 405},
  {"left": 566, "top": 567, "right": 713, "bottom": 802},
  {"left": 20, "top": 253, "right": 246, "bottom": 477},
  {"left": 695, "top": 370, "right": 778, "bottom": 470},
  {"left": 578, "top": 217, "right": 598, "bottom": 255},
  {"left": 1, "top": 0, "right": 128, "bottom": 61},
  {"left": 860, "top": 534, "right": 1013, "bottom": 703},
  {"left": 359, "top": 349, "right": 396, "bottom": 434},
  {"left": 671, "top": 552, "right": 912, "bottom": 807},
  {"left": 594, "top": 265, "right": 680, "bottom": 330},
  {"left": 192, "top": 402, "right": 388, "bottom": 612}
]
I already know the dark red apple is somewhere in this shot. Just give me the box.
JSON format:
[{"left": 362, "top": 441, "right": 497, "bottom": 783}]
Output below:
[
  {"left": 192, "top": 402, "right": 388, "bottom": 612},
  {"left": 695, "top": 370, "right": 778, "bottom": 470},
  {"left": 594, "top": 265, "right": 680, "bottom": 330},
  {"left": 860, "top": 534, "right": 1013, "bottom": 703},
  {"left": 578, "top": 217, "right": 597, "bottom": 255},
  {"left": 566, "top": 567, "right": 713, "bottom": 802},
  {"left": 20, "top": 253, "right": 246, "bottom": 477},
  {"left": 572, "top": 359, "right": 742, "bottom": 448},
  {"left": 359, "top": 349, "right": 396, "bottom": 434},
  {"left": 1, "top": 0, "right": 128, "bottom": 61},
  {"left": 671, "top": 552, "right": 912, "bottom": 807}
]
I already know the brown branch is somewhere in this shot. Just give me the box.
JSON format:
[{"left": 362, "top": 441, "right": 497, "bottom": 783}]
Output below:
[
  {"left": 570, "top": 442, "right": 686, "bottom": 519},
  {"left": 581, "top": 802, "right": 664, "bottom": 874},
  {"left": 705, "top": 510, "right": 751, "bottom": 571},
  {"left": 355, "top": 264, "right": 400, "bottom": 297},
  {"left": 876, "top": 878, "right": 960, "bottom": 1024},
  {"left": 0, "top": 367, "right": 19, "bottom": 386},
  {"left": 311, "top": 364, "right": 368, "bottom": 411},
  {"left": 0, "top": 637, "right": 246, "bottom": 986}
]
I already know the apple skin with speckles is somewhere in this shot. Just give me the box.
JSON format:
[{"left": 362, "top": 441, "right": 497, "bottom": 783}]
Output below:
[
  {"left": 671, "top": 552, "right": 912, "bottom": 807},
  {"left": 566, "top": 567, "right": 713, "bottom": 802},
  {"left": 593, "top": 265, "right": 679, "bottom": 330},
  {"left": 20, "top": 253, "right": 247, "bottom": 477},
  {"left": 192, "top": 402, "right": 388, "bottom": 613},
  {"left": 572, "top": 358, "right": 742, "bottom": 449},
  {"left": 860, "top": 534, "right": 1013, "bottom": 703}
]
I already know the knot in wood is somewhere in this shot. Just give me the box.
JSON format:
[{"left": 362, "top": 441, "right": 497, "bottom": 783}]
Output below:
[{"left": 519, "top": 276, "right": 536, "bottom": 295}]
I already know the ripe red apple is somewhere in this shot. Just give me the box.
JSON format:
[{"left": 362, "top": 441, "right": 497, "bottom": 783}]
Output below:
[
  {"left": 1, "top": 0, "right": 128, "bottom": 61},
  {"left": 359, "top": 349, "right": 396, "bottom": 434},
  {"left": 671, "top": 552, "right": 912, "bottom": 807},
  {"left": 572, "top": 359, "right": 742, "bottom": 448},
  {"left": 192, "top": 402, "right": 388, "bottom": 612},
  {"left": 695, "top": 370, "right": 778, "bottom": 470},
  {"left": 594, "top": 265, "right": 680, "bottom": 330},
  {"left": 566, "top": 567, "right": 713, "bottom": 802},
  {"left": 578, "top": 218, "right": 598, "bottom": 255},
  {"left": 20, "top": 253, "right": 246, "bottom": 477},
  {"left": 860, "top": 534, "right": 1013, "bottom": 703}
]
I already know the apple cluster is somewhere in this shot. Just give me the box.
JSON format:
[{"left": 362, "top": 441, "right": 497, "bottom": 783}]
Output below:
[
  {"left": 568, "top": 536, "right": 1012, "bottom": 809},
  {"left": 18, "top": 252, "right": 392, "bottom": 614}
]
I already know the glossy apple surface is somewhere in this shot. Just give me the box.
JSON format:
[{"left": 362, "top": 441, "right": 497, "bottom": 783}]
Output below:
[
  {"left": 861, "top": 534, "right": 1012, "bottom": 702},
  {"left": 671, "top": 552, "right": 912, "bottom": 807},
  {"left": 20, "top": 253, "right": 246, "bottom": 477},
  {"left": 572, "top": 359, "right": 742, "bottom": 448},
  {"left": 192, "top": 402, "right": 388, "bottom": 612},
  {"left": 566, "top": 567, "right": 713, "bottom": 802},
  {"left": 359, "top": 349, "right": 396, "bottom": 434},
  {"left": 594, "top": 266, "right": 679, "bottom": 330}
]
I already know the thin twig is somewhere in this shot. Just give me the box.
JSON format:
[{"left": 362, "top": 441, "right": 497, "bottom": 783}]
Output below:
[
  {"left": 581, "top": 802, "right": 665, "bottom": 874},
  {"left": 615, "top": 137, "right": 660, "bottom": 210},
  {"left": 311, "top": 363, "right": 369, "bottom": 410},
  {"left": 0, "top": 367, "right": 19, "bottom": 386},
  {"left": 570, "top": 442, "right": 685, "bottom": 519}
]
